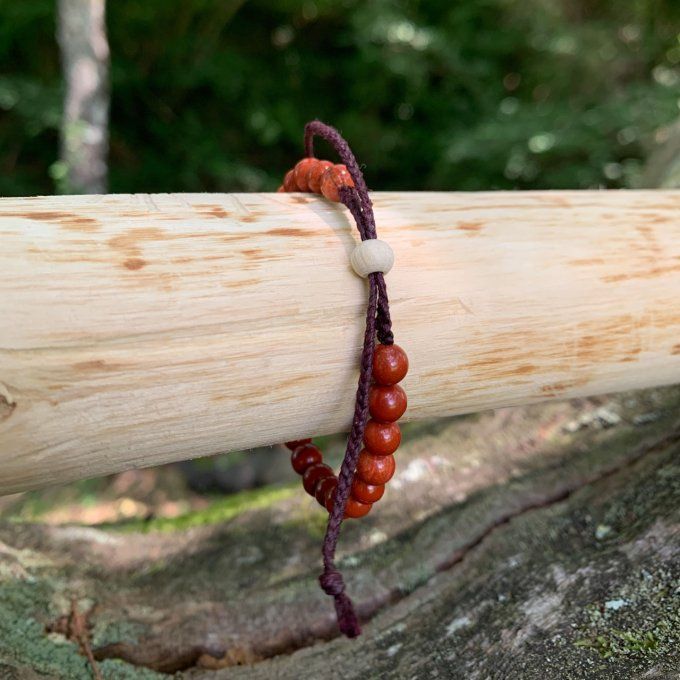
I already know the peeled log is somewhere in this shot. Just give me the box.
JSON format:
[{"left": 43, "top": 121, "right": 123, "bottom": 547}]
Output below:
[{"left": 0, "top": 190, "right": 679, "bottom": 494}]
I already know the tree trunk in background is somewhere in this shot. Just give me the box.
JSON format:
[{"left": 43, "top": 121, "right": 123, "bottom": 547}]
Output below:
[
  {"left": 640, "top": 118, "right": 680, "bottom": 189},
  {"left": 56, "top": 0, "right": 109, "bottom": 194}
]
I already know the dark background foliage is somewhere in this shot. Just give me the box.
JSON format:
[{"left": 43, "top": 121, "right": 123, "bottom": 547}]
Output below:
[{"left": 0, "top": 0, "right": 678, "bottom": 196}]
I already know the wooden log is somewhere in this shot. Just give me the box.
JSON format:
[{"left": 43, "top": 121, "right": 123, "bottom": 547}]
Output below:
[{"left": 0, "top": 190, "right": 679, "bottom": 495}]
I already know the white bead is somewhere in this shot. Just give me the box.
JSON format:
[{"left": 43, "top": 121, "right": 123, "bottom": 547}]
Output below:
[{"left": 350, "top": 239, "right": 395, "bottom": 278}]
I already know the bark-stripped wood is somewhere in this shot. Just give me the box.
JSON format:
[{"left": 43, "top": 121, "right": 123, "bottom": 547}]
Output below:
[{"left": 0, "top": 191, "right": 679, "bottom": 494}]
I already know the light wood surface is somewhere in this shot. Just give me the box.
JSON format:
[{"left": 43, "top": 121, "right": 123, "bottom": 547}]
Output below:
[{"left": 1, "top": 190, "right": 679, "bottom": 494}]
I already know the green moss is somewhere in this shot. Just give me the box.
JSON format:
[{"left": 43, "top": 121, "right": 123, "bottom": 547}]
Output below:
[
  {"left": 108, "top": 483, "right": 297, "bottom": 533},
  {"left": 574, "top": 630, "right": 660, "bottom": 659},
  {"left": 0, "top": 581, "right": 162, "bottom": 679}
]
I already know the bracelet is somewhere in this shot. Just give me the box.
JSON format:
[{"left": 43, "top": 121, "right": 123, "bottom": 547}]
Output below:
[{"left": 276, "top": 121, "right": 408, "bottom": 638}]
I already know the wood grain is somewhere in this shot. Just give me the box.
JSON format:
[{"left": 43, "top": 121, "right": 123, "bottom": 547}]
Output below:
[{"left": 0, "top": 190, "right": 679, "bottom": 494}]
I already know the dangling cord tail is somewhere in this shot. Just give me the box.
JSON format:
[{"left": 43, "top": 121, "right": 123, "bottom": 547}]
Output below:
[{"left": 304, "top": 121, "right": 393, "bottom": 637}]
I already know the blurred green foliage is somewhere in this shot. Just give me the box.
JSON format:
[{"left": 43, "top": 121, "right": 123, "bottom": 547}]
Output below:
[{"left": 0, "top": 0, "right": 678, "bottom": 196}]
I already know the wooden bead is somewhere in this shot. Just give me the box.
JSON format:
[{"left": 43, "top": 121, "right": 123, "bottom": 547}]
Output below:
[
  {"left": 373, "top": 344, "right": 408, "bottom": 385},
  {"left": 315, "top": 475, "right": 337, "bottom": 507},
  {"left": 290, "top": 444, "right": 321, "bottom": 474},
  {"left": 285, "top": 438, "right": 312, "bottom": 451},
  {"left": 351, "top": 478, "right": 385, "bottom": 504},
  {"left": 307, "top": 160, "right": 333, "bottom": 194},
  {"left": 283, "top": 169, "right": 298, "bottom": 192},
  {"left": 293, "top": 158, "right": 318, "bottom": 192},
  {"left": 344, "top": 496, "right": 372, "bottom": 519},
  {"left": 320, "top": 164, "right": 354, "bottom": 202},
  {"left": 356, "top": 449, "right": 396, "bottom": 485},
  {"left": 363, "top": 419, "right": 401, "bottom": 455},
  {"left": 302, "top": 462, "right": 334, "bottom": 495},
  {"left": 369, "top": 384, "right": 407, "bottom": 422},
  {"left": 350, "top": 239, "right": 394, "bottom": 278}
]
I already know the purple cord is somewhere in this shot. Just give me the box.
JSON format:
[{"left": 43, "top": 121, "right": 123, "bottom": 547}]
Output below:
[{"left": 304, "top": 121, "right": 394, "bottom": 637}]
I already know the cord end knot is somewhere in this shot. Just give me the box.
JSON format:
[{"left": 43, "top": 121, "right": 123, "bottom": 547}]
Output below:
[
  {"left": 319, "top": 568, "right": 345, "bottom": 597},
  {"left": 319, "top": 569, "right": 362, "bottom": 638}
]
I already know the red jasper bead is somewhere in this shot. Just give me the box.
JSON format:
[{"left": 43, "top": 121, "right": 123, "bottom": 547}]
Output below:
[
  {"left": 324, "top": 483, "right": 337, "bottom": 512},
  {"left": 276, "top": 185, "right": 285, "bottom": 192},
  {"left": 373, "top": 344, "right": 409, "bottom": 386},
  {"left": 356, "top": 449, "right": 396, "bottom": 485},
  {"left": 290, "top": 444, "right": 322, "bottom": 474},
  {"left": 364, "top": 419, "right": 401, "bottom": 455},
  {"left": 344, "top": 496, "right": 372, "bottom": 519},
  {"left": 320, "top": 164, "right": 354, "bottom": 202},
  {"left": 351, "top": 478, "right": 385, "bottom": 504},
  {"left": 324, "top": 485, "right": 373, "bottom": 518},
  {"left": 307, "top": 160, "right": 333, "bottom": 194},
  {"left": 293, "top": 157, "right": 318, "bottom": 192},
  {"left": 285, "top": 438, "right": 312, "bottom": 451},
  {"left": 283, "top": 169, "right": 298, "bottom": 192},
  {"left": 303, "top": 463, "right": 334, "bottom": 496},
  {"left": 315, "top": 475, "right": 337, "bottom": 507},
  {"left": 369, "top": 384, "right": 407, "bottom": 422}
]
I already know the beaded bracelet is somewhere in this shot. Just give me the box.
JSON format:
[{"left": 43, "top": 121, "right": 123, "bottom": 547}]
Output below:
[{"left": 276, "top": 121, "right": 408, "bottom": 638}]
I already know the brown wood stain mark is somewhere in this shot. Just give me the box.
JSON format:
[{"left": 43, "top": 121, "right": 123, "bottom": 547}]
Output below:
[
  {"left": 290, "top": 195, "right": 313, "bottom": 205},
  {"left": 196, "top": 205, "right": 230, "bottom": 219},
  {"left": 241, "top": 213, "right": 265, "bottom": 223},
  {"left": 648, "top": 215, "right": 672, "bottom": 224},
  {"left": 569, "top": 258, "right": 606, "bottom": 266},
  {"left": 222, "top": 277, "right": 261, "bottom": 289},
  {"left": 242, "top": 249, "right": 263, "bottom": 259},
  {"left": 0, "top": 210, "right": 101, "bottom": 232},
  {"left": 672, "top": 344, "right": 680, "bottom": 355},
  {"left": 457, "top": 220, "right": 484, "bottom": 235},
  {"left": 124, "top": 257, "right": 147, "bottom": 270},
  {"left": 221, "top": 234, "right": 251, "bottom": 244},
  {"left": 108, "top": 227, "right": 167, "bottom": 270},
  {"left": 73, "top": 359, "right": 124, "bottom": 372},
  {"left": 603, "top": 263, "right": 680, "bottom": 283},
  {"left": 463, "top": 353, "right": 538, "bottom": 378},
  {"left": 573, "top": 314, "right": 644, "bottom": 365},
  {"left": 267, "top": 227, "right": 309, "bottom": 238},
  {"left": 540, "top": 378, "right": 587, "bottom": 397}
]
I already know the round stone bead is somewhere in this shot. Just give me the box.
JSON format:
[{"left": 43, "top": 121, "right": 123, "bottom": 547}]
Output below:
[
  {"left": 320, "top": 164, "right": 354, "bottom": 202},
  {"left": 351, "top": 478, "right": 385, "bottom": 504},
  {"left": 307, "top": 160, "right": 333, "bottom": 193},
  {"left": 285, "top": 438, "right": 312, "bottom": 451},
  {"left": 350, "top": 239, "right": 394, "bottom": 278},
  {"left": 373, "top": 344, "right": 408, "bottom": 385},
  {"left": 344, "top": 496, "right": 372, "bottom": 519},
  {"left": 302, "top": 463, "right": 334, "bottom": 496},
  {"left": 363, "top": 420, "right": 401, "bottom": 455},
  {"left": 315, "top": 475, "right": 337, "bottom": 507},
  {"left": 369, "top": 384, "right": 407, "bottom": 422},
  {"left": 355, "top": 449, "right": 396, "bottom": 485},
  {"left": 283, "top": 169, "right": 298, "bottom": 192},
  {"left": 290, "top": 444, "right": 322, "bottom": 474},
  {"left": 324, "top": 483, "right": 337, "bottom": 512},
  {"left": 293, "top": 157, "right": 318, "bottom": 191}
]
